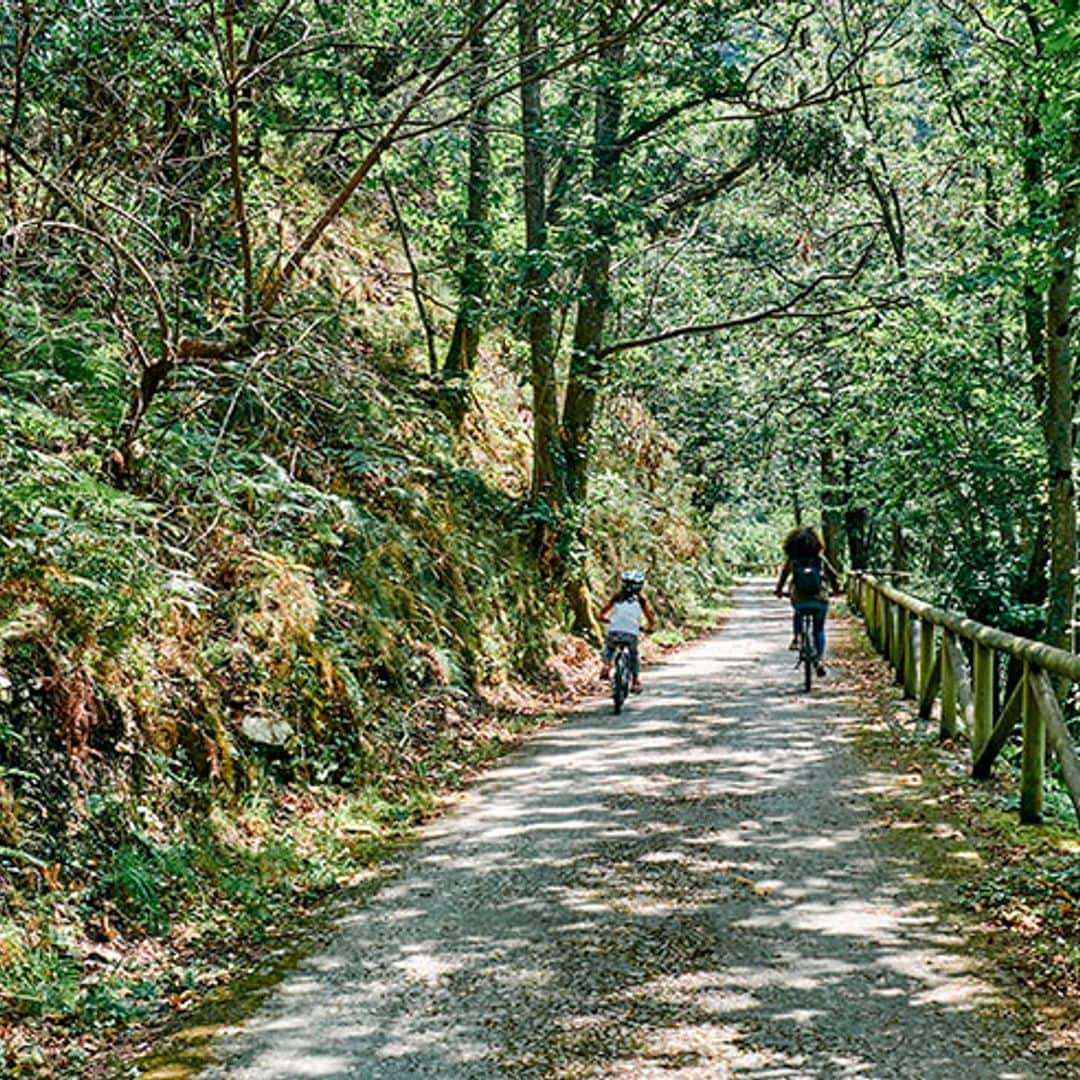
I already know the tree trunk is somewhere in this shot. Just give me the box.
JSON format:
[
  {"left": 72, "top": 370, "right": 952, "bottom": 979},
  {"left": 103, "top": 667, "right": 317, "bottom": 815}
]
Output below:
[
  {"left": 110, "top": 356, "right": 176, "bottom": 478},
  {"left": 844, "top": 505, "right": 870, "bottom": 571},
  {"left": 518, "top": 2, "right": 563, "bottom": 523},
  {"left": 562, "top": 21, "right": 625, "bottom": 507},
  {"left": 890, "top": 519, "right": 908, "bottom": 576},
  {"left": 1043, "top": 122, "right": 1080, "bottom": 653},
  {"left": 559, "top": 11, "right": 625, "bottom": 635},
  {"left": 443, "top": 0, "right": 491, "bottom": 411},
  {"left": 566, "top": 578, "right": 601, "bottom": 643},
  {"left": 1018, "top": 513, "right": 1049, "bottom": 611},
  {"left": 1023, "top": 112, "right": 1047, "bottom": 406},
  {"left": 1016, "top": 107, "right": 1050, "bottom": 618},
  {"left": 819, "top": 442, "right": 844, "bottom": 573},
  {"left": 841, "top": 433, "right": 869, "bottom": 569}
]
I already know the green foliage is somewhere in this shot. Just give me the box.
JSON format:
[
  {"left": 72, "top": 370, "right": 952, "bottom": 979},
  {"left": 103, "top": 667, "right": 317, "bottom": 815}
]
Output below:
[
  {"left": 0, "top": 470, "right": 160, "bottom": 652},
  {"left": 613, "top": 0, "right": 1079, "bottom": 640},
  {"left": 751, "top": 111, "right": 863, "bottom": 183},
  {"left": 100, "top": 842, "right": 190, "bottom": 936},
  {"left": 586, "top": 398, "right": 728, "bottom": 617},
  {"left": 0, "top": 921, "right": 82, "bottom": 1020},
  {"left": 965, "top": 850, "right": 1080, "bottom": 985}
]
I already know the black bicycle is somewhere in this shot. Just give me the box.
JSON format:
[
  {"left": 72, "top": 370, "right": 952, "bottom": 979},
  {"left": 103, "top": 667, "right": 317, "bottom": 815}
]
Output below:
[
  {"left": 611, "top": 638, "right": 633, "bottom": 714},
  {"left": 795, "top": 607, "right": 818, "bottom": 692}
]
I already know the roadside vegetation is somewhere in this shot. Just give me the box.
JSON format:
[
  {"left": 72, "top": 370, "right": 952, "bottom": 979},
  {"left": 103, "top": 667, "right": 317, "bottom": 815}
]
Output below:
[{"left": 839, "top": 626, "right": 1080, "bottom": 1052}]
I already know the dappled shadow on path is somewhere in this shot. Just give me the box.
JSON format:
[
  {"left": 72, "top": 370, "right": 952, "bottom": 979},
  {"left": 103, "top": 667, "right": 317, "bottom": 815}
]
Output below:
[{"left": 185, "top": 582, "right": 1055, "bottom": 1080}]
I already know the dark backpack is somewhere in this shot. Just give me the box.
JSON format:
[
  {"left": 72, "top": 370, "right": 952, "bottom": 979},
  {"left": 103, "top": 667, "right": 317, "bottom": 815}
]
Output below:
[{"left": 791, "top": 556, "right": 822, "bottom": 596}]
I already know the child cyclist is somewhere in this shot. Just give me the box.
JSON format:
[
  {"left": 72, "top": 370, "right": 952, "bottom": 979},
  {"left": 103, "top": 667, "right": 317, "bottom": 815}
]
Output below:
[
  {"left": 599, "top": 570, "right": 656, "bottom": 693},
  {"left": 774, "top": 528, "right": 841, "bottom": 676}
]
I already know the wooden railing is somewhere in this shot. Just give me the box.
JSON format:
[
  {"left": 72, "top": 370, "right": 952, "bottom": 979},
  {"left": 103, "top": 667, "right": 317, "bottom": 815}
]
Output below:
[{"left": 849, "top": 573, "right": 1080, "bottom": 827}]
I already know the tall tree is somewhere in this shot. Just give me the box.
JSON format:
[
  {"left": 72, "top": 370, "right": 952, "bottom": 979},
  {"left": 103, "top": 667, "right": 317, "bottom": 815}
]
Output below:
[
  {"left": 1043, "top": 116, "right": 1080, "bottom": 652},
  {"left": 443, "top": 0, "right": 493, "bottom": 402},
  {"left": 517, "top": 0, "right": 564, "bottom": 522}
]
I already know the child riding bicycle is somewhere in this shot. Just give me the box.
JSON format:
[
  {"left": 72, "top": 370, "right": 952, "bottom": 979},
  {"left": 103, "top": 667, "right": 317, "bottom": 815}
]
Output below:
[
  {"left": 599, "top": 570, "right": 655, "bottom": 693},
  {"left": 774, "top": 528, "right": 841, "bottom": 676}
]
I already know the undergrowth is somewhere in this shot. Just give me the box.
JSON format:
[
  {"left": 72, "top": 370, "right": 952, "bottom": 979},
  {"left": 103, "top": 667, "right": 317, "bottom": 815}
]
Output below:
[{"left": 0, "top": 699, "right": 553, "bottom": 1076}]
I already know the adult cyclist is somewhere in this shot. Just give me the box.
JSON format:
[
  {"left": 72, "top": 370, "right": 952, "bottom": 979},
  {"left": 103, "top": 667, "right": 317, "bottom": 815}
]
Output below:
[
  {"left": 599, "top": 570, "right": 655, "bottom": 693},
  {"left": 774, "top": 528, "right": 841, "bottom": 676}
]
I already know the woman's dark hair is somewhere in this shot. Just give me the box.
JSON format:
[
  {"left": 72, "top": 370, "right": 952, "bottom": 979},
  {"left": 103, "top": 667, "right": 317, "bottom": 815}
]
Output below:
[{"left": 784, "top": 527, "right": 823, "bottom": 560}]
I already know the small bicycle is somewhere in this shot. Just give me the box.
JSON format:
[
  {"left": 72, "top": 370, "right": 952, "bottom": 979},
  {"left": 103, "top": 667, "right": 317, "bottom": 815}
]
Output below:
[{"left": 611, "top": 638, "right": 634, "bottom": 714}]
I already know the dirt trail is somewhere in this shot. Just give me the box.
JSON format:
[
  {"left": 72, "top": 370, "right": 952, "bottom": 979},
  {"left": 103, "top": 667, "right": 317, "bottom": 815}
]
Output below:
[{"left": 176, "top": 581, "right": 1066, "bottom": 1079}]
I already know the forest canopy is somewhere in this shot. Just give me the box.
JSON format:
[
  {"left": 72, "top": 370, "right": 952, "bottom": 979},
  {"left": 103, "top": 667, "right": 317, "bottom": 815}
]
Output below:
[{"left": 3, "top": 1, "right": 1076, "bottom": 629}]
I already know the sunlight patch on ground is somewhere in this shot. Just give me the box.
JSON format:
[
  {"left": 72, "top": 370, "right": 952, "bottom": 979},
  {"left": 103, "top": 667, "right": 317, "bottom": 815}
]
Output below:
[
  {"left": 737, "top": 897, "right": 916, "bottom": 942},
  {"left": 640, "top": 1021, "right": 743, "bottom": 1056},
  {"left": 391, "top": 949, "right": 461, "bottom": 985},
  {"left": 583, "top": 1033, "right": 815, "bottom": 1079},
  {"left": 876, "top": 947, "right": 1001, "bottom": 1009},
  {"left": 618, "top": 971, "right": 761, "bottom": 1015}
]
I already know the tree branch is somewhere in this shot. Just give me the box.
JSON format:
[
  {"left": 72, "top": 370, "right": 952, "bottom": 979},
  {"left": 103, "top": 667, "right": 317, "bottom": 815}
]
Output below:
[
  {"left": 382, "top": 177, "right": 438, "bottom": 374},
  {"left": 0, "top": 143, "right": 172, "bottom": 357},
  {"left": 599, "top": 237, "right": 882, "bottom": 358},
  {"left": 258, "top": 0, "right": 518, "bottom": 315}
]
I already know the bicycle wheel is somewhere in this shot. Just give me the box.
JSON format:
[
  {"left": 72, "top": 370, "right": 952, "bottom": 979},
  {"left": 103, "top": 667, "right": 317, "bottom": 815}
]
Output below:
[
  {"left": 800, "top": 616, "right": 814, "bottom": 692},
  {"left": 613, "top": 647, "right": 630, "bottom": 714}
]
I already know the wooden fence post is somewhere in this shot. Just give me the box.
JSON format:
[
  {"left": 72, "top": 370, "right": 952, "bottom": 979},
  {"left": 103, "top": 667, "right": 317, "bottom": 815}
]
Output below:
[
  {"left": 1028, "top": 667, "right": 1080, "bottom": 824},
  {"left": 973, "top": 642, "right": 993, "bottom": 758},
  {"left": 890, "top": 603, "right": 904, "bottom": 685},
  {"left": 919, "top": 618, "right": 938, "bottom": 720},
  {"left": 901, "top": 608, "right": 917, "bottom": 699},
  {"left": 1020, "top": 662, "right": 1045, "bottom": 824},
  {"left": 972, "top": 679, "right": 1023, "bottom": 780},
  {"left": 993, "top": 651, "right": 1002, "bottom": 723},
  {"left": 947, "top": 633, "right": 973, "bottom": 735},
  {"left": 940, "top": 629, "right": 957, "bottom": 740},
  {"left": 893, "top": 607, "right": 903, "bottom": 682}
]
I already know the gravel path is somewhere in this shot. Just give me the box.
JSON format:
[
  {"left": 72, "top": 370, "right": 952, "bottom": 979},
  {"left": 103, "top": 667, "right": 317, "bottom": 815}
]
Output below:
[{"left": 190, "top": 580, "right": 1062, "bottom": 1079}]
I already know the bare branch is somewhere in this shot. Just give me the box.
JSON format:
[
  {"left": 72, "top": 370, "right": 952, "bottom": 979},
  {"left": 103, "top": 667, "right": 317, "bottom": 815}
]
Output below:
[
  {"left": 0, "top": 142, "right": 173, "bottom": 357},
  {"left": 221, "top": 0, "right": 255, "bottom": 316},
  {"left": 382, "top": 177, "right": 439, "bottom": 375},
  {"left": 392, "top": 2, "right": 671, "bottom": 145},
  {"left": 600, "top": 237, "right": 882, "bottom": 358}
]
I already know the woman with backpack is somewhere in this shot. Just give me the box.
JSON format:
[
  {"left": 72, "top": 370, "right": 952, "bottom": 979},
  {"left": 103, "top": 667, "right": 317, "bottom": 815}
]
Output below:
[{"left": 774, "top": 528, "right": 841, "bottom": 675}]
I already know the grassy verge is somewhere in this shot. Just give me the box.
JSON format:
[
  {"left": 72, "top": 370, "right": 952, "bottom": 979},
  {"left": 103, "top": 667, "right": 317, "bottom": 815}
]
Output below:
[
  {"left": 0, "top": 698, "right": 556, "bottom": 1079},
  {"left": 833, "top": 621, "right": 1080, "bottom": 1060}
]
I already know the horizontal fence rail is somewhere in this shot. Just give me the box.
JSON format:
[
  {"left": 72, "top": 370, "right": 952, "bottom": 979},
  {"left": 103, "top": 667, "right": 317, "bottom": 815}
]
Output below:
[{"left": 849, "top": 573, "right": 1080, "bottom": 827}]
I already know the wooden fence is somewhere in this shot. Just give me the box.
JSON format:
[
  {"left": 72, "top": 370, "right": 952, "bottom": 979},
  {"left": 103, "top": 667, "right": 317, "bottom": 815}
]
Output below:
[{"left": 849, "top": 573, "right": 1080, "bottom": 826}]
